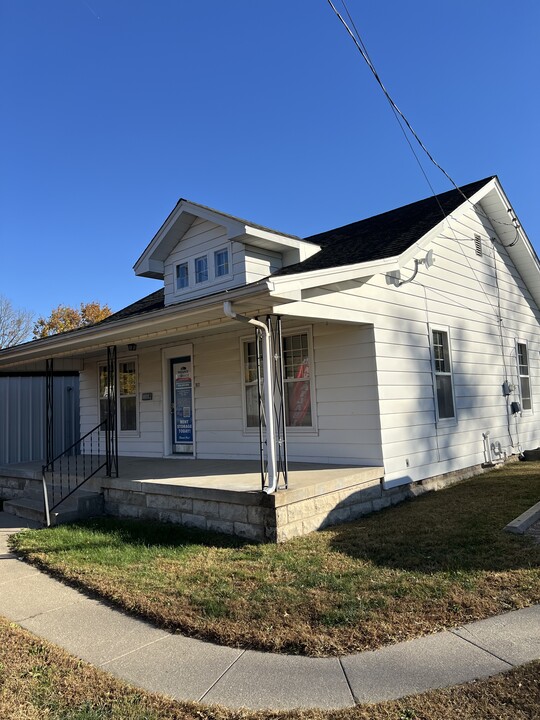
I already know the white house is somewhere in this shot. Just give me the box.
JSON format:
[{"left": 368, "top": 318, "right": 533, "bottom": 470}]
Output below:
[{"left": 0, "top": 176, "right": 538, "bottom": 538}]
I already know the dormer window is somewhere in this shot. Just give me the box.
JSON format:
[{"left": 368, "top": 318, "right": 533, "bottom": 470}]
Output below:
[
  {"left": 215, "top": 248, "right": 229, "bottom": 277},
  {"left": 176, "top": 263, "right": 189, "bottom": 290},
  {"left": 195, "top": 256, "right": 208, "bottom": 284}
]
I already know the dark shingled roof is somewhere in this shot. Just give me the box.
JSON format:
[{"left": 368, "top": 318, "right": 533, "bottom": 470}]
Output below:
[
  {"left": 274, "top": 177, "right": 495, "bottom": 277},
  {"left": 97, "top": 178, "right": 495, "bottom": 323},
  {"left": 96, "top": 289, "right": 165, "bottom": 325}
]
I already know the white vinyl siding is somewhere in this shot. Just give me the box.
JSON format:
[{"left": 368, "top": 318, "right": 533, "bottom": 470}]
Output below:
[
  {"left": 273, "top": 203, "right": 539, "bottom": 486},
  {"left": 78, "top": 322, "right": 383, "bottom": 465},
  {"left": 163, "top": 219, "right": 246, "bottom": 305}
]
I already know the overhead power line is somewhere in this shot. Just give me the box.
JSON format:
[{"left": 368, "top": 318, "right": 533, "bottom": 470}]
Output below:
[{"left": 326, "top": 0, "right": 519, "bottom": 236}]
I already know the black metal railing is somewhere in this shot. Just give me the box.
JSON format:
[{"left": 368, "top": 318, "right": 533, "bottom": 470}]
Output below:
[{"left": 41, "top": 419, "right": 114, "bottom": 526}]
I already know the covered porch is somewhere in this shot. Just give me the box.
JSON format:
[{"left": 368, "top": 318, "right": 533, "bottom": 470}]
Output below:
[{"left": 0, "top": 457, "right": 386, "bottom": 542}]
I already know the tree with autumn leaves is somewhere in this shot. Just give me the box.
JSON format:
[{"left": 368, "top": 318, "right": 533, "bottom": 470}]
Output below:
[{"left": 33, "top": 302, "right": 112, "bottom": 339}]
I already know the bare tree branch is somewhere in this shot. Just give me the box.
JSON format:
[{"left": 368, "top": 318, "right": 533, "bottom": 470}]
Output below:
[{"left": 0, "top": 296, "right": 34, "bottom": 349}]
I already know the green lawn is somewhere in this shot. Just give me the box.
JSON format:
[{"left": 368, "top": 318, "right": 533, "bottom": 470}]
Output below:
[
  {"left": 10, "top": 461, "right": 540, "bottom": 656},
  {"left": 1, "top": 617, "right": 539, "bottom": 720}
]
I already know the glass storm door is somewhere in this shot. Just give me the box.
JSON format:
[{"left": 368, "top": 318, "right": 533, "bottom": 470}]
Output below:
[{"left": 170, "top": 356, "right": 193, "bottom": 455}]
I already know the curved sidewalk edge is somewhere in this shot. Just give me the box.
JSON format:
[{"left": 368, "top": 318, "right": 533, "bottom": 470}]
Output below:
[{"left": 1, "top": 512, "right": 539, "bottom": 711}]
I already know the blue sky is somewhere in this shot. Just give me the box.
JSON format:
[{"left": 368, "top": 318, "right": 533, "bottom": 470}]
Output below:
[{"left": 1, "top": 0, "right": 539, "bottom": 320}]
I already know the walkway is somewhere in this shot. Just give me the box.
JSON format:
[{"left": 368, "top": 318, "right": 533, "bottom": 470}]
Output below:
[{"left": 1, "top": 512, "right": 539, "bottom": 711}]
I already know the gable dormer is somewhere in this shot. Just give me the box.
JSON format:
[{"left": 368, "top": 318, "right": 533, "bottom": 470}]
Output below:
[{"left": 133, "top": 199, "right": 320, "bottom": 306}]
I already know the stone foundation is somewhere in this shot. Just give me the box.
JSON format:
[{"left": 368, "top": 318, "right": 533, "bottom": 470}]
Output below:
[{"left": 1, "top": 456, "right": 519, "bottom": 541}]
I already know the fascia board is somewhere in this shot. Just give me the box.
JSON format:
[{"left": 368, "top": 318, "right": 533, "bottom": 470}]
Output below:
[
  {"left": 267, "top": 258, "right": 399, "bottom": 296},
  {"left": 133, "top": 201, "right": 248, "bottom": 278},
  {"left": 0, "top": 284, "right": 269, "bottom": 366},
  {"left": 242, "top": 226, "right": 320, "bottom": 256},
  {"left": 396, "top": 177, "right": 499, "bottom": 267}
]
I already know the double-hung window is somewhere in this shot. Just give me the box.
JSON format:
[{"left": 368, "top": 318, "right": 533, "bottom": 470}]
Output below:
[
  {"left": 431, "top": 328, "right": 456, "bottom": 422},
  {"left": 176, "top": 263, "right": 189, "bottom": 290},
  {"left": 214, "top": 248, "right": 229, "bottom": 277},
  {"left": 98, "top": 359, "right": 138, "bottom": 432},
  {"left": 517, "top": 342, "right": 532, "bottom": 411},
  {"left": 243, "top": 331, "right": 313, "bottom": 430},
  {"left": 194, "top": 256, "right": 208, "bottom": 284},
  {"left": 283, "top": 333, "right": 312, "bottom": 427}
]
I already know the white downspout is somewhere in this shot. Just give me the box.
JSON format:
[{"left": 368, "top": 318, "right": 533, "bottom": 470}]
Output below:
[{"left": 223, "top": 301, "right": 278, "bottom": 493}]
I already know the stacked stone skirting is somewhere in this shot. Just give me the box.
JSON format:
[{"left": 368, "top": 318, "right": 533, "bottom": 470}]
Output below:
[{"left": 99, "top": 460, "right": 507, "bottom": 542}]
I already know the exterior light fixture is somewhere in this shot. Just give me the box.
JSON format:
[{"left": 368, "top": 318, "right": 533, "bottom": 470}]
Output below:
[
  {"left": 128, "top": 343, "right": 137, "bottom": 351},
  {"left": 388, "top": 250, "right": 435, "bottom": 287}
]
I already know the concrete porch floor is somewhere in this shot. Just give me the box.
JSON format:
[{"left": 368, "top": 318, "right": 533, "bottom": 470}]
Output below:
[
  {"left": 0, "top": 456, "right": 383, "bottom": 495},
  {"left": 0, "top": 457, "right": 386, "bottom": 541}
]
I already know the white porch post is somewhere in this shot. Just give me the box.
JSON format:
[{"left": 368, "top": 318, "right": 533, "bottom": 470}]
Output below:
[{"left": 223, "top": 302, "right": 278, "bottom": 493}]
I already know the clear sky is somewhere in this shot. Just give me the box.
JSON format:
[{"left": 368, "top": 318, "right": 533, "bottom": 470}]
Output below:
[{"left": 1, "top": 0, "right": 539, "bottom": 321}]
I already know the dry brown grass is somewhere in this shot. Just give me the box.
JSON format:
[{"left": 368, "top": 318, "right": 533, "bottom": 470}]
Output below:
[
  {"left": 11, "top": 461, "right": 540, "bottom": 656},
  {"left": 1, "top": 617, "right": 539, "bottom": 720}
]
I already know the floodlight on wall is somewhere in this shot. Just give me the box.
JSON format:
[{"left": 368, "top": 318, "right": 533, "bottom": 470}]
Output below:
[
  {"left": 388, "top": 250, "right": 435, "bottom": 287},
  {"left": 127, "top": 344, "right": 137, "bottom": 351}
]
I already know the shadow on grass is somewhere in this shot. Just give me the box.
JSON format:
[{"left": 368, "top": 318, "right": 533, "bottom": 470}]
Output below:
[
  {"left": 13, "top": 516, "right": 248, "bottom": 555},
  {"left": 327, "top": 465, "right": 540, "bottom": 574}
]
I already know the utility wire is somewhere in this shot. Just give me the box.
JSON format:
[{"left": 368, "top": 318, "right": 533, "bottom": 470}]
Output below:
[{"left": 327, "top": 0, "right": 519, "bottom": 233}]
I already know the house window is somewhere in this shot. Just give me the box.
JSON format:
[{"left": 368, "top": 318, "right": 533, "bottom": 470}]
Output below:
[
  {"left": 283, "top": 333, "right": 312, "bottom": 427},
  {"left": 517, "top": 342, "right": 532, "bottom": 411},
  {"left": 243, "top": 340, "right": 260, "bottom": 428},
  {"left": 243, "top": 331, "right": 313, "bottom": 429},
  {"left": 214, "top": 248, "right": 229, "bottom": 277},
  {"left": 431, "top": 329, "right": 455, "bottom": 421},
  {"left": 195, "top": 256, "right": 208, "bottom": 284},
  {"left": 98, "top": 359, "right": 138, "bottom": 432},
  {"left": 118, "top": 361, "right": 137, "bottom": 430},
  {"left": 176, "top": 262, "right": 189, "bottom": 290}
]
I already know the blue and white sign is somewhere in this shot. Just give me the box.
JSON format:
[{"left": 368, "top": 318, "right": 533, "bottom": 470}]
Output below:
[{"left": 174, "top": 363, "right": 193, "bottom": 444}]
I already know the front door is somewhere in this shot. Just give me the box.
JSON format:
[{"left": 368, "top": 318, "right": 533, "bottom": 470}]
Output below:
[{"left": 170, "top": 356, "right": 194, "bottom": 455}]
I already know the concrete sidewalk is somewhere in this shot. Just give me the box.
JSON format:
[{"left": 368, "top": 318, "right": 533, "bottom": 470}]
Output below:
[{"left": 1, "top": 511, "right": 539, "bottom": 711}]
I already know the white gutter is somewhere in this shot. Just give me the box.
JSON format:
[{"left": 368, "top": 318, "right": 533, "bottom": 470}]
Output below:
[{"left": 223, "top": 301, "right": 278, "bottom": 494}]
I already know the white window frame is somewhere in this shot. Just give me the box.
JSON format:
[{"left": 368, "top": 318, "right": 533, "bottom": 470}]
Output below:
[
  {"left": 430, "top": 325, "right": 457, "bottom": 426},
  {"left": 214, "top": 247, "right": 230, "bottom": 278},
  {"left": 516, "top": 340, "right": 533, "bottom": 414},
  {"left": 240, "top": 326, "right": 317, "bottom": 434},
  {"left": 194, "top": 255, "right": 208, "bottom": 284},
  {"left": 173, "top": 244, "right": 232, "bottom": 296},
  {"left": 97, "top": 356, "right": 139, "bottom": 436},
  {"left": 175, "top": 262, "right": 189, "bottom": 290}
]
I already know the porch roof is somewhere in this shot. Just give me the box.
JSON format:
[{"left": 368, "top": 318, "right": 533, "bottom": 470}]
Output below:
[{"left": 0, "top": 283, "right": 273, "bottom": 369}]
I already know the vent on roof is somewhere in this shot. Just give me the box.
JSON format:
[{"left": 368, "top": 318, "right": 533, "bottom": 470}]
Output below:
[{"left": 474, "top": 235, "right": 483, "bottom": 257}]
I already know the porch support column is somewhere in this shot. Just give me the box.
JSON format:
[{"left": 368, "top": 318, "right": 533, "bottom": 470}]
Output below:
[
  {"left": 223, "top": 302, "right": 281, "bottom": 493},
  {"left": 45, "top": 358, "right": 54, "bottom": 466},
  {"left": 106, "top": 345, "right": 119, "bottom": 478}
]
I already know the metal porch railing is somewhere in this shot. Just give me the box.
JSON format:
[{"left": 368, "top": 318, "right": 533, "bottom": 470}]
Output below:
[{"left": 41, "top": 419, "right": 116, "bottom": 526}]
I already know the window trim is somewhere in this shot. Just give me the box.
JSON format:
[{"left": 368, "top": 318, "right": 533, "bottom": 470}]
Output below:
[
  {"left": 173, "top": 243, "right": 233, "bottom": 296},
  {"left": 175, "top": 262, "right": 189, "bottom": 290},
  {"left": 194, "top": 255, "right": 209, "bottom": 284},
  {"left": 516, "top": 339, "right": 533, "bottom": 414},
  {"left": 429, "top": 325, "right": 457, "bottom": 426},
  {"left": 214, "top": 247, "right": 230, "bottom": 278},
  {"left": 240, "top": 326, "right": 318, "bottom": 434},
  {"left": 97, "top": 355, "right": 140, "bottom": 436}
]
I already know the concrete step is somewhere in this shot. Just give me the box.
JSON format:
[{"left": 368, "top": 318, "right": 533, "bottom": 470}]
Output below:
[
  {"left": 3, "top": 490, "right": 104, "bottom": 527},
  {"left": 3, "top": 496, "right": 46, "bottom": 525}
]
